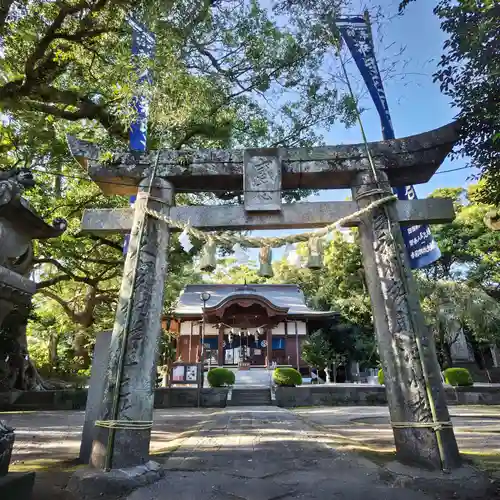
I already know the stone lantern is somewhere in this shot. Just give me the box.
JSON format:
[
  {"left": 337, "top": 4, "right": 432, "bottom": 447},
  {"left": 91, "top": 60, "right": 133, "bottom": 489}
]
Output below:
[{"left": 0, "top": 168, "right": 66, "bottom": 496}]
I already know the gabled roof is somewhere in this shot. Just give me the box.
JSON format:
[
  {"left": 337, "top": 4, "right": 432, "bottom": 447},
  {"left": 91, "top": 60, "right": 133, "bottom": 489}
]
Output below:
[{"left": 173, "top": 284, "right": 335, "bottom": 318}]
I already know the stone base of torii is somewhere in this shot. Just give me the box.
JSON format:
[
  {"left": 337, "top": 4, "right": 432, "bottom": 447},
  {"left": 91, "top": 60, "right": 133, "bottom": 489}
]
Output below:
[{"left": 66, "top": 122, "right": 467, "bottom": 493}]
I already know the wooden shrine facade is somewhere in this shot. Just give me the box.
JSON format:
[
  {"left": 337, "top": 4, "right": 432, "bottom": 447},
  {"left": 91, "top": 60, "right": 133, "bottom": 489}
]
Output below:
[{"left": 171, "top": 284, "right": 334, "bottom": 370}]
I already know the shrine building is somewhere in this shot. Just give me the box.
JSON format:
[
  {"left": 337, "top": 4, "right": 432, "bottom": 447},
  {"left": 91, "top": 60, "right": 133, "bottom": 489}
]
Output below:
[{"left": 172, "top": 284, "right": 335, "bottom": 370}]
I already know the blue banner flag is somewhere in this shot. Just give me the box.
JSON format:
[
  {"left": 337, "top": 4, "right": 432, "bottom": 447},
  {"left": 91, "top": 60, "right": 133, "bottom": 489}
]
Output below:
[
  {"left": 124, "top": 18, "right": 156, "bottom": 255},
  {"left": 129, "top": 16, "right": 156, "bottom": 151},
  {"left": 337, "top": 16, "right": 441, "bottom": 269}
]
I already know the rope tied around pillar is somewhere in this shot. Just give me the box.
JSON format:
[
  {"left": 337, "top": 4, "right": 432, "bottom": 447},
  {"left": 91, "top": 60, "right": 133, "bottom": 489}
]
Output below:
[
  {"left": 391, "top": 421, "right": 453, "bottom": 431},
  {"left": 95, "top": 420, "right": 153, "bottom": 430},
  {"left": 354, "top": 188, "right": 393, "bottom": 201}
]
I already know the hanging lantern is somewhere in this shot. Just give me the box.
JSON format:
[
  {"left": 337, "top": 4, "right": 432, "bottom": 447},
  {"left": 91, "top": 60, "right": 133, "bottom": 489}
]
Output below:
[
  {"left": 199, "top": 237, "right": 217, "bottom": 272},
  {"left": 232, "top": 243, "right": 250, "bottom": 264},
  {"left": 228, "top": 333, "right": 234, "bottom": 343},
  {"left": 258, "top": 245, "right": 273, "bottom": 277},
  {"left": 307, "top": 236, "right": 324, "bottom": 270},
  {"left": 287, "top": 244, "right": 301, "bottom": 267}
]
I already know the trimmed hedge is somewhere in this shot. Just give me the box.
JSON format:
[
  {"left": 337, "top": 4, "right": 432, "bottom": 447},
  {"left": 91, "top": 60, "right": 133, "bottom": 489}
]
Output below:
[
  {"left": 378, "top": 368, "right": 384, "bottom": 385},
  {"left": 443, "top": 367, "right": 473, "bottom": 387},
  {"left": 207, "top": 368, "right": 235, "bottom": 387},
  {"left": 273, "top": 367, "right": 302, "bottom": 387}
]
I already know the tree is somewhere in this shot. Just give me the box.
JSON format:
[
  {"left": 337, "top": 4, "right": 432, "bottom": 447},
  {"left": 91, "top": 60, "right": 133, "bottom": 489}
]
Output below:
[
  {"left": 301, "top": 329, "right": 347, "bottom": 383},
  {"left": 1, "top": 0, "right": 357, "bottom": 148},
  {"left": 268, "top": 232, "right": 376, "bottom": 370},
  {"left": 302, "top": 331, "right": 332, "bottom": 382},
  {"left": 1, "top": 0, "right": 364, "bottom": 389},
  {"left": 270, "top": 232, "right": 372, "bottom": 330},
  {"left": 423, "top": 185, "right": 500, "bottom": 296},
  {"left": 417, "top": 277, "right": 500, "bottom": 369},
  {"left": 401, "top": 0, "right": 500, "bottom": 204},
  {"left": 157, "top": 330, "right": 178, "bottom": 387},
  {"left": 302, "top": 331, "right": 330, "bottom": 371},
  {"left": 209, "top": 259, "right": 268, "bottom": 285}
]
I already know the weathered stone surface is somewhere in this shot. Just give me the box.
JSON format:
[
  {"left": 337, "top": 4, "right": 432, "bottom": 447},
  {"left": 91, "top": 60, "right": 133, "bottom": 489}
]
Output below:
[
  {"left": 90, "top": 179, "right": 173, "bottom": 470},
  {"left": 0, "top": 267, "right": 34, "bottom": 322},
  {"left": 0, "top": 180, "right": 66, "bottom": 242},
  {"left": 0, "top": 471, "right": 35, "bottom": 500},
  {"left": 79, "top": 330, "right": 112, "bottom": 463},
  {"left": 0, "top": 420, "right": 14, "bottom": 476},
  {"left": 67, "top": 460, "right": 164, "bottom": 500},
  {"left": 352, "top": 170, "right": 461, "bottom": 470},
  {"left": 244, "top": 148, "right": 282, "bottom": 212},
  {"left": 154, "top": 387, "right": 229, "bottom": 408},
  {"left": 68, "top": 122, "right": 460, "bottom": 195},
  {"left": 384, "top": 461, "right": 491, "bottom": 499},
  {"left": 275, "top": 385, "right": 388, "bottom": 407},
  {"left": 0, "top": 170, "right": 66, "bottom": 394},
  {"left": 81, "top": 198, "right": 455, "bottom": 235}
]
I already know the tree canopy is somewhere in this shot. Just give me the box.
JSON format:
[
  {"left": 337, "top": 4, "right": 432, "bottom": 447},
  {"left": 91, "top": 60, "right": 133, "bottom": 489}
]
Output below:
[
  {"left": 401, "top": 0, "right": 500, "bottom": 204},
  {"left": 0, "top": 0, "right": 362, "bottom": 389}
]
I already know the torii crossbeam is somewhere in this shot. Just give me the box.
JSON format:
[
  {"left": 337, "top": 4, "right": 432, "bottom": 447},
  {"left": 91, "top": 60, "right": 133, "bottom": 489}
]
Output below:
[{"left": 72, "top": 121, "right": 462, "bottom": 472}]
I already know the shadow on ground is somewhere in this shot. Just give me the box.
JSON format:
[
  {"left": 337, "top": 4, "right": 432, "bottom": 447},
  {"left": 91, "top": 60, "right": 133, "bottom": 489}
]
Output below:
[{"left": 3, "top": 407, "right": 500, "bottom": 500}]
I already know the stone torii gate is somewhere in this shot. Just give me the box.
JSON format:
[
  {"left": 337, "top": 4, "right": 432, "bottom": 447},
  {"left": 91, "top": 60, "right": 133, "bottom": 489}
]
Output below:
[{"left": 69, "top": 121, "right": 462, "bottom": 472}]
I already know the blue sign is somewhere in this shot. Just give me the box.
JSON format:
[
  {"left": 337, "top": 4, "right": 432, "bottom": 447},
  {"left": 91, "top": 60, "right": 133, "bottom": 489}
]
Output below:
[
  {"left": 200, "top": 337, "right": 218, "bottom": 349},
  {"left": 338, "top": 17, "right": 441, "bottom": 269},
  {"left": 272, "top": 338, "right": 285, "bottom": 350},
  {"left": 124, "top": 18, "right": 155, "bottom": 255}
]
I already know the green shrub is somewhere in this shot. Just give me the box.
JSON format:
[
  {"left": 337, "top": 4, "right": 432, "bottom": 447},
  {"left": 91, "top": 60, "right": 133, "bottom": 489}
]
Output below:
[
  {"left": 378, "top": 368, "right": 384, "bottom": 385},
  {"left": 272, "top": 367, "right": 302, "bottom": 387},
  {"left": 207, "top": 367, "right": 235, "bottom": 387},
  {"left": 443, "top": 367, "right": 473, "bottom": 387}
]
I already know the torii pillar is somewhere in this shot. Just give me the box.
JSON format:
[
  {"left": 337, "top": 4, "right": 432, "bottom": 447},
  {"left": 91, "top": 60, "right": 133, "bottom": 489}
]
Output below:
[
  {"left": 352, "top": 170, "right": 460, "bottom": 469},
  {"left": 90, "top": 178, "right": 173, "bottom": 470}
]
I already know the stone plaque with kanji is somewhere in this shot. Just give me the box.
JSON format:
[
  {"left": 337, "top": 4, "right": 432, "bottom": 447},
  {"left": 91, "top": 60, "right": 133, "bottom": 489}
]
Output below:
[{"left": 244, "top": 149, "right": 282, "bottom": 212}]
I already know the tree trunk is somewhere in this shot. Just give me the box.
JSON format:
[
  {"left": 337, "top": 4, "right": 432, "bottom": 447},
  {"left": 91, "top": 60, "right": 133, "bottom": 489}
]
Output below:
[
  {"left": 325, "top": 367, "right": 331, "bottom": 383},
  {"left": 0, "top": 324, "right": 48, "bottom": 391},
  {"left": 332, "top": 362, "right": 337, "bottom": 384},
  {"left": 72, "top": 329, "right": 91, "bottom": 369},
  {"left": 48, "top": 332, "right": 58, "bottom": 375}
]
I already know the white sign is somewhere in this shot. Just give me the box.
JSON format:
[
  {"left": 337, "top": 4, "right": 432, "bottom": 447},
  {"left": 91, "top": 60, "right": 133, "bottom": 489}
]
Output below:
[
  {"left": 186, "top": 365, "right": 198, "bottom": 382},
  {"left": 172, "top": 365, "right": 184, "bottom": 382}
]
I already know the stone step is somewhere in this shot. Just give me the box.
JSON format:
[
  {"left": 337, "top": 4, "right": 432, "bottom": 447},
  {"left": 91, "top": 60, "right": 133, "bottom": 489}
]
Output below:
[{"left": 229, "top": 389, "right": 272, "bottom": 406}]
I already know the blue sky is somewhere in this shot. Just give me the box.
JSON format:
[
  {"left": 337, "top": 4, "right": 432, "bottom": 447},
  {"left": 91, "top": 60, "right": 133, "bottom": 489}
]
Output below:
[
  {"left": 247, "top": 0, "right": 471, "bottom": 252},
  {"left": 315, "top": 0, "right": 470, "bottom": 201}
]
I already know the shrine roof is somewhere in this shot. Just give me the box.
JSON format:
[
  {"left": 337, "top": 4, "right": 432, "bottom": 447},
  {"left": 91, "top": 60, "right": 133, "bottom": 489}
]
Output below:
[{"left": 173, "top": 284, "right": 335, "bottom": 319}]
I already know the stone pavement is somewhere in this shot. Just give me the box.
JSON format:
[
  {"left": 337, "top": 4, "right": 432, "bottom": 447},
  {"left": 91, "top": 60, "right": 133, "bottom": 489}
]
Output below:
[
  {"left": 1, "top": 409, "right": 214, "bottom": 464},
  {"left": 294, "top": 406, "right": 500, "bottom": 453},
  {"left": 129, "top": 407, "right": 437, "bottom": 500}
]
